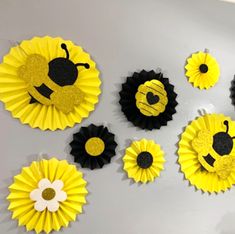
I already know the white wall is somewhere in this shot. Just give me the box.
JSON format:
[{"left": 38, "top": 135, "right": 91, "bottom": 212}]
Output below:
[{"left": 0, "top": 0, "right": 235, "bottom": 233}]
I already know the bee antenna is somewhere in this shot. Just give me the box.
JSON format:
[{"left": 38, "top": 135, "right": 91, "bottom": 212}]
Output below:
[
  {"left": 61, "top": 43, "right": 69, "bottom": 59},
  {"left": 224, "top": 120, "right": 229, "bottom": 133},
  {"left": 75, "top": 63, "right": 90, "bottom": 69}
]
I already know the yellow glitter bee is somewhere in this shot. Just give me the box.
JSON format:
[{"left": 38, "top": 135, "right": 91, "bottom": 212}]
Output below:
[
  {"left": 192, "top": 120, "right": 235, "bottom": 179},
  {"left": 178, "top": 114, "right": 235, "bottom": 193},
  {"left": 0, "top": 36, "right": 101, "bottom": 130}
]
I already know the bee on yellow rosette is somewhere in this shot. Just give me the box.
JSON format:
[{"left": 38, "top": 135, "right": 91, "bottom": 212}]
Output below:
[
  {"left": 178, "top": 114, "right": 235, "bottom": 193},
  {"left": 0, "top": 36, "right": 101, "bottom": 130}
]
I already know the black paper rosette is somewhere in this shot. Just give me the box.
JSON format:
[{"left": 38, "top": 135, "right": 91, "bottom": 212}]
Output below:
[
  {"left": 231, "top": 76, "right": 235, "bottom": 107},
  {"left": 119, "top": 70, "right": 178, "bottom": 130},
  {"left": 70, "top": 124, "right": 117, "bottom": 170}
]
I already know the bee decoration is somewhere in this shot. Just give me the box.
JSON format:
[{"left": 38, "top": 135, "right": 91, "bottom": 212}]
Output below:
[
  {"left": 178, "top": 114, "right": 235, "bottom": 193},
  {"left": 192, "top": 120, "right": 235, "bottom": 179},
  {"left": 18, "top": 43, "right": 90, "bottom": 114},
  {"left": 0, "top": 36, "right": 101, "bottom": 130}
]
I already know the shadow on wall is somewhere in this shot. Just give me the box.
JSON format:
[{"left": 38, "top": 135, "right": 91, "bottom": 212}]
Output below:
[{"left": 217, "top": 212, "right": 235, "bottom": 234}]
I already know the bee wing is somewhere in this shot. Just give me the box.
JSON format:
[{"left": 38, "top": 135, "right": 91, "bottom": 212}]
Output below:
[
  {"left": 192, "top": 130, "right": 213, "bottom": 155},
  {"left": 214, "top": 155, "right": 235, "bottom": 179},
  {"left": 18, "top": 54, "right": 48, "bottom": 87}
]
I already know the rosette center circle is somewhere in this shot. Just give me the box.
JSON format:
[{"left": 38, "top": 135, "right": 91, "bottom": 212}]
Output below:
[
  {"left": 199, "top": 64, "right": 208, "bottom": 73},
  {"left": 137, "top": 151, "right": 153, "bottom": 169},
  {"left": 85, "top": 137, "right": 105, "bottom": 156},
  {"left": 42, "top": 188, "right": 56, "bottom": 200}
]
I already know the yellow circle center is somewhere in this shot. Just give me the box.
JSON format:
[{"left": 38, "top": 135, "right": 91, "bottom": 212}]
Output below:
[
  {"left": 85, "top": 137, "right": 105, "bottom": 156},
  {"left": 42, "top": 188, "right": 56, "bottom": 201}
]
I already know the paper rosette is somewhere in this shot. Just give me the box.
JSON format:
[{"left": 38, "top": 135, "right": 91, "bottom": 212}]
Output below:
[
  {"left": 178, "top": 114, "right": 235, "bottom": 193},
  {"left": 119, "top": 70, "right": 178, "bottom": 130},
  {"left": 0, "top": 36, "right": 101, "bottom": 130},
  {"left": 123, "top": 139, "right": 165, "bottom": 183},
  {"left": 230, "top": 76, "right": 235, "bottom": 107},
  {"left": 70, "top": 124, "right": 117, "bottom": 170},
  {"left": 7, "top": 158, "right": 88, "bottom": 233},
  {"left": 185, "top": 51, "right": 220, "bottom": 89}
]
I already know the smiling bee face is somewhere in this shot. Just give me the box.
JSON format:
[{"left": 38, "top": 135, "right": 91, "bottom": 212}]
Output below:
[
  {"left": 192, "top": 120, "right": 235, "bottom": 179},
  {"left": 135, "top": 80, "right": 168, "bottom": 117}
]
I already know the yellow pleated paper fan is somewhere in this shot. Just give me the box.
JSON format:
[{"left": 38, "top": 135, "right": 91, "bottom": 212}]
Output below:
[
  {"left": 0, "top": 36, "right": 101, "bottom": 130},
  {"left": 7, "top": 158, "right": 88, "bottom": 233},
  {"left": 178, "top": 114, "right": 235, "bottom": 193},
  {"left": 185, "top": 51, "right": 220, "bottom": 89},
  {"left": 123, "top": 139, "right": 165, "bottom": 183}
]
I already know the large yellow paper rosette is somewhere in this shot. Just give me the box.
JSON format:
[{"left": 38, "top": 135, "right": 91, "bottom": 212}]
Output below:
[
  {"left": 178, "top": 114, "right": 235, "bottom": 193},
  {"left": 123, "top": 139, "right": 165, "bottom": 183},
  {"left": 0, "top": 36, "right": 101, "bottom": 130},
  {"left": 7, "top": 158, "right": 88, "bottom": 233},
  {"left": 185, "top": 51, "right": 220, "bottom": 89}
]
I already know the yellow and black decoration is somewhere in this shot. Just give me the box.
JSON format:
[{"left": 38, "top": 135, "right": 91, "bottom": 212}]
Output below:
[
  {"left": 185, "top": 50, "right": 220, "bottom": 90},
  {"left": 0, "top": 36, "right": 101, "bottom": 130},
  {"left": 119, "top": 70, "right": 177, "bottom": 130},
  {"left": 123, "top": 139, "right": 165, "bottom": 183},
  {"left": 178, "top": 113, "right": 235, "bottom": 193},
  {"left": 70, "top": 124, "right": 117, "bottom": 170},
  {"left": 135, "top": 80, "right": 168, "bottom": 117}
]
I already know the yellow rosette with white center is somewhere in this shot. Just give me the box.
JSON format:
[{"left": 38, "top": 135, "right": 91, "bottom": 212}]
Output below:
[
  {"left": 185, "top": 51, "right": 220, "bottom": 89},
  {"left": 0, "top": 36, "right": 101, "bottom": 130},
  {"left": 123, "top": 139, "right": 165, "bottom": 183},
  {"left": 7, "top": 158, "right": 88, "bottom": 233},
  {"left": 178, "top": 114, "right": 235, "bottom": 193}
]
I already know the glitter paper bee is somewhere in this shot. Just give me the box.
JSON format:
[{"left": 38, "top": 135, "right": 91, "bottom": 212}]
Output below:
[
  {"left": 135, "top": 80, "right": 168, "bottom": 117},
  {"left": 18, "top": 43, "right": 90, "bottom": 114},
  {"left": 192, "top": 120, "right": 235, "bottom": 179}
]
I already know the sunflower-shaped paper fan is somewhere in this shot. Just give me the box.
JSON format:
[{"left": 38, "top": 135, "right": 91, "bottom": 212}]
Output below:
[
  {"left": 123, "top": 139, "right": 165, "bottom": 183},
  {"left": 7, "top": 158, "right": 88, "bottom": 233},
  {"left": 0, "top": 36, "right": 101, "bottom": 130},
  {"left": 119, "top": 70, "right": 178, "bottom": 130},
  {"left": 185, "top": 50, "right": 220, "bottom": 89},
  {"left": 178, "top": 114, "right": 235, "bottom": 193},
  {"left": 70, "top": 124, "right": 117, "bottom": 170}
]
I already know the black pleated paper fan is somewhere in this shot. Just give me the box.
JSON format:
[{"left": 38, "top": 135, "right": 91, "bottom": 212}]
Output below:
[
  {"left": 231, "top": 76, "right": 235, "bottom": 107},
  {"left": 119, "top": 70, "right": 178, "bottom": 130},
  {"left": 70, "top": 124, "right": 117, "bottom": 170}
]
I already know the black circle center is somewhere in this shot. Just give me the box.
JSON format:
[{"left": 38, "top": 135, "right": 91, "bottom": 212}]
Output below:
[
  {"left": 199, "top": 64, "right": 208, "bottom": 73},
  {"left": 48, "top": 58, "right": 78, "bottom": 86},
  {"left": 213, "top": 132, "right": 233, "bottom": 156},
  {"left": 137, "top": 151, "right": 153, "bottom": 169}
]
